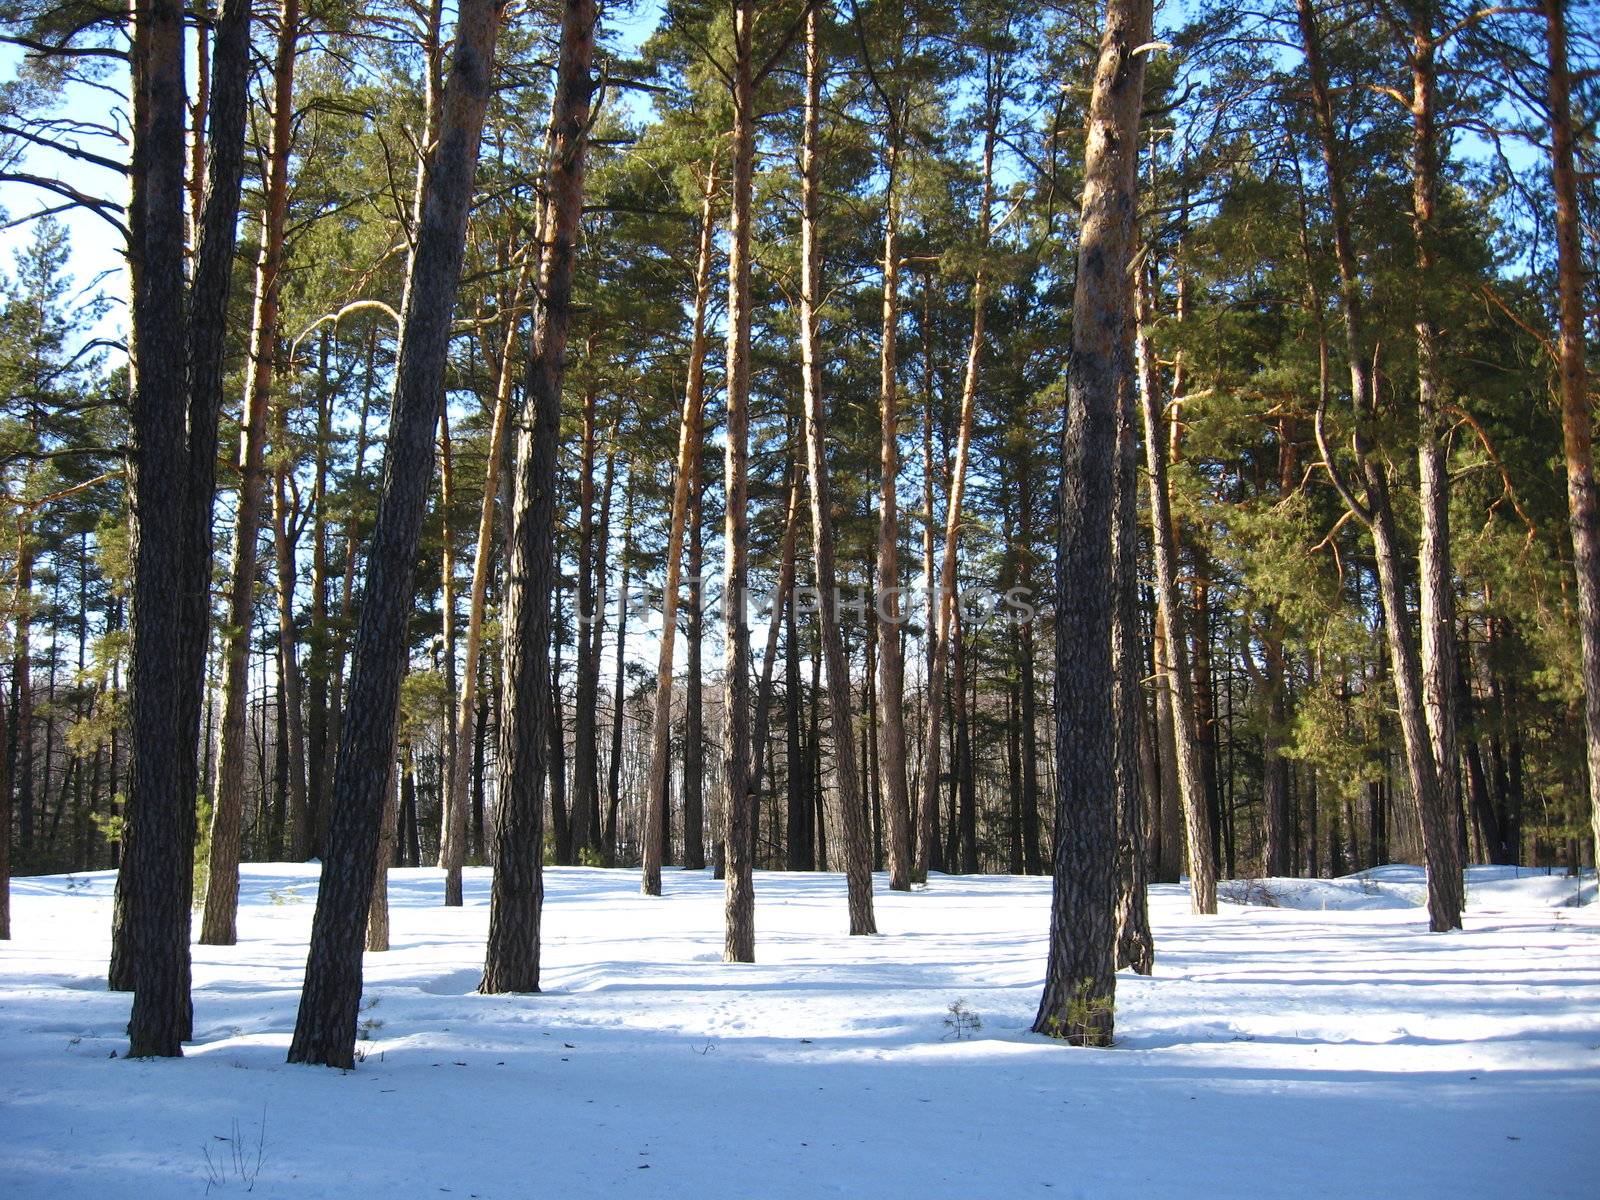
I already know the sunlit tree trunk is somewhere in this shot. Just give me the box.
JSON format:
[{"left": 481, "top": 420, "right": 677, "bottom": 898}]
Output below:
[
  {"left": 1034, "top": 0, "right": 1150, "bottom": 1046},
  {"left": 796, "top": 7, "right": 875, "bottom": 934}
]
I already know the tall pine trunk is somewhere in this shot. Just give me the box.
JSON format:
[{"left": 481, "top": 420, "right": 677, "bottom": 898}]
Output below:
[
  {"left": 288, "top": 0, "right": 505, "bottom": 1067},
  {"left": 721, "top": 0, "right": 758, "bottom": 962},
  {"left": 480, "top": 0, "right": 596, "bottom": 995},
  {"left": 796, "top": 9, "right": 875, "bottom": 934},
  {"left": 115, "top": 0, "right": 252, "bottom": 1055},
  {"left": 1033, "top": 0, "right": 1150, "bottom": 1046}
]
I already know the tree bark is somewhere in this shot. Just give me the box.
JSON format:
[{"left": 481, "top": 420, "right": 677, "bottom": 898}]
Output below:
[
  {"left": 366, "top": 753, "right": 400, "bottom": 953},
  {"left": 480, "top": 0, "right": 595, "bottom": 995},
  {"left": 115, "top": 0, "right": 252, "bottom": 1055},
  {"left": 796, "top": 7, "right": 875, "bottom": 935},
  {"left": 288, "top": 0, "right": 505, "bottom": 1067},
  {"left": 722, "top": 0, "right": 757, "bottom": 962},
  {"left": 1033, "top": 0, "right": 1149, "bottom": 1047}
]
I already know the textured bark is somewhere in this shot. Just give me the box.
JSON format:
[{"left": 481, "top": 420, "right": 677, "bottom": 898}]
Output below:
[
  {"left": 722, "top": 1, "right": 757, "bottom": 962},
  {"left": 1295, "top": 0, "right": 1461, "bottom": 930},
  {"left": 1543, "top": 0, "right": 1600, "bottom": 873},
  {"left": 641, "top": 161, "right": 718, "bottom": 895},
  {"left": 200, "top": 0, "right": 299, "bottom": 947},
  {"left": 1033, "top": 0, "right": 1149, "bottom": 1047},
  {"left": 480, "top": 0, "right": 595, "bottom": 995},
  {"left": 796, "top": 8, "right": 875, "bottom": 935},
  {"left": 1135, "top": 267, "right": 1217, "bottom": 914},
  {"left": 288, "top": 0, "right": 504, "bottom": 1067},
  {"left": 115, "top": 0, "right": 252, "bottom": 1055},
  {"left": 365, "top": 754, "right": 400, "bottom": 953},
  {"left": 916, "top": 59, "right": 995, "bottom": 891}
]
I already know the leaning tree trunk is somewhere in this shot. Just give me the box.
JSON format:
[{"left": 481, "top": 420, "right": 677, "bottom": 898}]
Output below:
[
  {"left": 288, "top": 0, "right": 505, "bottom": 1068},
  {"left": 115, "top": 0, "right": 252, "bottom": 1055},
  {"left": 1543, "top": 0, "right": 1600, "bottom": 873},
  {"left": 200, "top": 0, "right": 298, "bottom": 948},
  {"left": 641, "top": 160, "right": 718, "bottom": 895},
  {"left": 1033, "top": 0, "right": 1149, "bottom": 1047},
  {"left": 480, "top": 0, "right": 596, "bottom": 995},
  {"left": 796, "top": 8, "right": 875, "bottom": 935},
  {"left": 1295, "top": 0, "right": 1461, "bottom": 930},
  {"left": 721, "top": 0, "right": 757, "bottom": 963},
  {"left": 1135, "top": 265, "right": 1217, "bottom": 914}
]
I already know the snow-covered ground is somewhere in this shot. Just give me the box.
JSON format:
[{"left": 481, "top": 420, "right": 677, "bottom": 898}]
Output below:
[{"left": 2, "top": 863, "right": 1596, "bottom": 1198}]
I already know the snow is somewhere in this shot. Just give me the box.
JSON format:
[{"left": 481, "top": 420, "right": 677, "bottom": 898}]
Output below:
[
  {"left": 1219, "top": 864, "right": 1599, "bottom": 911},
  {"left": 2, "top": 863, "right": 1596, "bottom": 1198}
]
